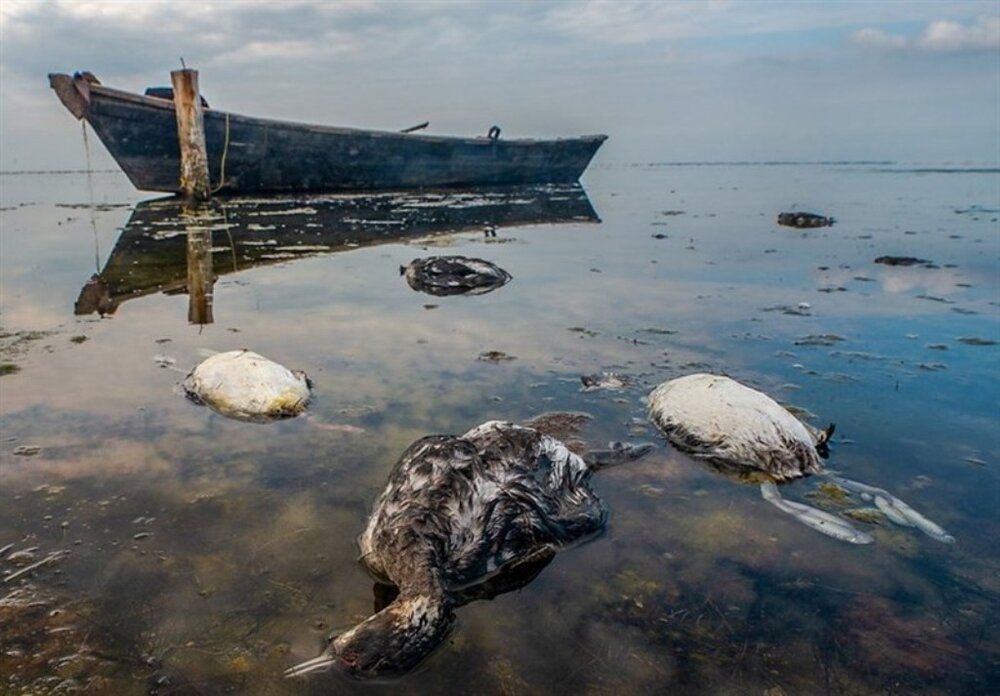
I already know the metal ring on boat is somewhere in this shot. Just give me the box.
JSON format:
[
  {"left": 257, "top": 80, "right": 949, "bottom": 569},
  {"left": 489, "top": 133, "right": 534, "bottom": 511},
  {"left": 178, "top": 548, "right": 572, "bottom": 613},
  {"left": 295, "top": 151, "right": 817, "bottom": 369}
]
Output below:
[{"left": 487, "top": 126, "right": 501, "bottom": 141}]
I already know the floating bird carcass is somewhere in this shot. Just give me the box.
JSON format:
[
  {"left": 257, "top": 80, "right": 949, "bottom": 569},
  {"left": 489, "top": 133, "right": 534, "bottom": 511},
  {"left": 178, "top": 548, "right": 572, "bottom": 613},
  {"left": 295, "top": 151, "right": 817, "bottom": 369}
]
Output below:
[
  {"left": 286, "top": 420, "right": 651, "bottom": 680},
  {"left": 647, "top": 373, "right": 954, "bottom": 545},
  {"left": 181, "top": 350, "right": 311, "bottom": 422},
  {"left": 401, "top": 256, "right": 512, "bottom": 296}
]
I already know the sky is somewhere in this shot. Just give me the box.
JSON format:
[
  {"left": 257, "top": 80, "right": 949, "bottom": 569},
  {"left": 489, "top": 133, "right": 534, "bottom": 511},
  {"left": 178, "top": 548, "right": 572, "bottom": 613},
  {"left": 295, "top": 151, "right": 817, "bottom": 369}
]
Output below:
[{"left": 1, "top": 0, "right": 998, "bottom": 171}]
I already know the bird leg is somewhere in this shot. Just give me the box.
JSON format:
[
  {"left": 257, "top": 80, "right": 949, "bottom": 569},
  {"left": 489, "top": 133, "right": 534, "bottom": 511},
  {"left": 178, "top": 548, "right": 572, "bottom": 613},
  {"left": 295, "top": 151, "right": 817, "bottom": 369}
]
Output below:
[
  {"left": 759, "top": 482, "right": 874, "bottom": 544},
  {"left": 827, "top": 476, "right": 955, "bottom": 543}
]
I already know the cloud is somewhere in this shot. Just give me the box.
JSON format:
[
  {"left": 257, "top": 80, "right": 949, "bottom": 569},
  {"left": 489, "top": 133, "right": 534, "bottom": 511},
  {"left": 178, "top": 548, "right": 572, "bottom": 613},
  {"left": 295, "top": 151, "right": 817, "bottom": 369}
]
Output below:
[
  {"left": 919, "top": 16, "right": 1000, "bottom": 52},
  {"left": 851, "top": 15, "right": 1000, "bottom": 54},
  {"left": 850, "top": 28, "right": 907, "bottom": 51},
  {"left": 541, "top": 1, "right": 998, "bottom": 46}
]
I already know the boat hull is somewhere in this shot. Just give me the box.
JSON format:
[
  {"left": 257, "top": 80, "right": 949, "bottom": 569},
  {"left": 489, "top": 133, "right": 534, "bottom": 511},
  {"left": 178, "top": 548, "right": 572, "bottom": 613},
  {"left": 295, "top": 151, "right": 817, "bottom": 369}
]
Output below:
[{"left": 50, "top": 73, "right": 607, "bottom": 194}]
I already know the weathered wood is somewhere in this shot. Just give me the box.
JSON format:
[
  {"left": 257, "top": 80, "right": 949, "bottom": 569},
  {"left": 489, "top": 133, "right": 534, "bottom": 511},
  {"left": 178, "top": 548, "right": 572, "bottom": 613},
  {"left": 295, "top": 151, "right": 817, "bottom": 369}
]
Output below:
[
  {"left": 48, "top": 73, "right": 90, "bottom": 120},
  {"left": 170, "top": 69, "right": 211, "bottom": 200}
]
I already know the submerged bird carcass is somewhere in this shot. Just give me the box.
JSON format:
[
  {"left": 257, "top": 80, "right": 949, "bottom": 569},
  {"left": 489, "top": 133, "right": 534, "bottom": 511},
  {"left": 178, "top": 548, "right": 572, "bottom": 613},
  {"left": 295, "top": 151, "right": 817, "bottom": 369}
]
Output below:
[{"left": 648, "top": 373, "right": 954, "bottom": 545}]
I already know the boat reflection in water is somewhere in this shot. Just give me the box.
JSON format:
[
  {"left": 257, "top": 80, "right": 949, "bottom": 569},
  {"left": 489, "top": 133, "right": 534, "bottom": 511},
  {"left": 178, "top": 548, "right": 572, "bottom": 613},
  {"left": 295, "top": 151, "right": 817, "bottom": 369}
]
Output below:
[{"left": 74, "top": 184, "right": 599, "bottom": 322}]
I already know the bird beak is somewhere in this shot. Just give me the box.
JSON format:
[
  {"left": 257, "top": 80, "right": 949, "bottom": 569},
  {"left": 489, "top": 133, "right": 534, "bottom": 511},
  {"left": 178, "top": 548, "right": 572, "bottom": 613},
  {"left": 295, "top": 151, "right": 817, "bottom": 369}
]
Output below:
[{"left": 284, "top": 653, "right": 337, "bottom": 678}]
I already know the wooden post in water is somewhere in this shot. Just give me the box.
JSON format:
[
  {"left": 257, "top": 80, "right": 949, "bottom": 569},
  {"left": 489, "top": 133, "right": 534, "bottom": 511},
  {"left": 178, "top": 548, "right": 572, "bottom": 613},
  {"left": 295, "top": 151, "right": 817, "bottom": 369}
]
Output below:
[
  {"left": 184, "top": 206, "right": 215, "bottom": 325},
  {"left": 170, "top": 68, "right": 211, "bottom": 201}
]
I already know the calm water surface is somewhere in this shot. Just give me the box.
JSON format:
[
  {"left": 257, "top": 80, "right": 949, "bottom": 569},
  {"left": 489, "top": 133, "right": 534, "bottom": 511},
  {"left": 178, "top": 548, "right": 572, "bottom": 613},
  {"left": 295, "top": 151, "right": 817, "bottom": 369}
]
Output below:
[{"left": 1, "top": 163, "right": 997, "bottom": 694}]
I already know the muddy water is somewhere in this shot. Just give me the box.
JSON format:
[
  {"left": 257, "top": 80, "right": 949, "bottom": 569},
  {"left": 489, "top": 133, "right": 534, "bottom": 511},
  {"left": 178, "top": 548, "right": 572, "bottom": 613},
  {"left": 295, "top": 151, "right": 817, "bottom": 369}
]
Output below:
[{"left": 1, "top": 164, "right": 997, "bottom": 694}]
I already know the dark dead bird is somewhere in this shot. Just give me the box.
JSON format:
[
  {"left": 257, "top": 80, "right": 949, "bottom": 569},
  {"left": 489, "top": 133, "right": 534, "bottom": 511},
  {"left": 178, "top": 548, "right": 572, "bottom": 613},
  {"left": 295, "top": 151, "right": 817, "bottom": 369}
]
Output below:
[
  {"left": 648, "top": 373, "right": 954, "bottom": 545},
  {"left": 285, "top": 420, "right": 651, "bottom": 680},
  {"left": 400, "top": 255, "right": 512, "bottom": 296},
  {"left": 777, "top": 212, "right": 835, "bottom": 228},
  {"left": 580, "top": 372, "right": 632, "bottom": 392}
]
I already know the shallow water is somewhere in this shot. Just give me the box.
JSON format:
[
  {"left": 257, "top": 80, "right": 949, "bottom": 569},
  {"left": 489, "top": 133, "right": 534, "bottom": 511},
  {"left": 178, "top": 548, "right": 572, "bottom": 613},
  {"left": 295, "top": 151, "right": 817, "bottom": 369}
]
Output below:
[{"left": 1, "top": 162, "right": 998, "bottom": 694}]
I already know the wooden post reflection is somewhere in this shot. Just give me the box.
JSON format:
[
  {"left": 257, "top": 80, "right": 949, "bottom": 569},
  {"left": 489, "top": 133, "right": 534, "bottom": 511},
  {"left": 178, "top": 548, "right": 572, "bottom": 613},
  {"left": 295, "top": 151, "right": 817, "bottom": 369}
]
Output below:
[{"left": 183, "top": 204, "right": 215, "bottom": 325}]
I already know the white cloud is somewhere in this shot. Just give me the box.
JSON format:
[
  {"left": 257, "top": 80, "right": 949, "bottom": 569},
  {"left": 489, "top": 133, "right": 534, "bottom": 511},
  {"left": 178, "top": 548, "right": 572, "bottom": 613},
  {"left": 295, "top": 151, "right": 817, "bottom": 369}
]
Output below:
[
  {"left": 542, "top": 1, "right": 998, "bottom": 46},
  {"left": 918, "top": 16, "right": 1000, "bottom": 52},
  {"left": 851, "top": 15, "right": 1000, "bottom": 54},
  {"left": 850, "top": 27, "right": 907, "bottom": 51}
]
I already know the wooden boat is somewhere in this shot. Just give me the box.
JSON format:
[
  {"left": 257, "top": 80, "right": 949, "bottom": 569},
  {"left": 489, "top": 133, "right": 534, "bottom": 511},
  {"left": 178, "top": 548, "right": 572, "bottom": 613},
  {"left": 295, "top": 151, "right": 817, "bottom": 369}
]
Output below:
[
  {"left": 49, "top": 72, "right": 607, "bottom": 194},
  {"left": 74, "top": 184, "right": 599, "bottom": 318}
]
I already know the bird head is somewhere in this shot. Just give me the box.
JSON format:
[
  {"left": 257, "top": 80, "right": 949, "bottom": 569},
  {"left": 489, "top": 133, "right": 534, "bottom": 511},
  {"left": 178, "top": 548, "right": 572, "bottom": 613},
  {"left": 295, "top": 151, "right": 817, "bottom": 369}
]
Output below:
[{"left": 285, "top": 594, "right": 455, "bottom": 680}]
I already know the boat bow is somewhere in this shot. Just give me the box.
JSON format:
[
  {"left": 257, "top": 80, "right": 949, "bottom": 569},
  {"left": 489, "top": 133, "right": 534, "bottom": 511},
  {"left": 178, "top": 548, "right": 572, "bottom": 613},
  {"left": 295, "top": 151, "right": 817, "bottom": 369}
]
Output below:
[{"left": 49, "top": 72, "right": 95, "bottom": 120}]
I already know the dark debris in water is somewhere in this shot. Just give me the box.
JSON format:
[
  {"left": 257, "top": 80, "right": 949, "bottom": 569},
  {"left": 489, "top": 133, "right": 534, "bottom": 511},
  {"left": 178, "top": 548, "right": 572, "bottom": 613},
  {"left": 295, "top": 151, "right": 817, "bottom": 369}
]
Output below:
[
  {"left": 478, "top": 350, "right": 516, "bottom": 363},
  {"left": 829, "top": 350, "right": 889, "bottom": 363},
  {"left": 806, "top": 481, "right": 851, "bottom": 506},
  {"left": 956, "top": 336, "right": 997, "bottom": 346},
  {"left": 915, "top": 294, "right": 954, "bottom": 304},
  {"left": 1, "top": 329, "right": 54, "bottom": 372},
  {"left": 762, "top": 304, "right": 812, "bottom": 317},
  {"left": 794, "top": 334, "right": 846, "bottom": 347},
  {"left": 842, "top": 508, "right": 887, "bottom": 525},
  {"left": 874, "top": 255, "right": 934, "bottom": 267},
  {"left": 954, "top": 205, "right": 1000, "bottom": 215},
  {"left": 777, "top": 212, "right": 835, "bottom": 228},
  {"left": 0, "top": 584, "right": 119, "bottom": 692}
]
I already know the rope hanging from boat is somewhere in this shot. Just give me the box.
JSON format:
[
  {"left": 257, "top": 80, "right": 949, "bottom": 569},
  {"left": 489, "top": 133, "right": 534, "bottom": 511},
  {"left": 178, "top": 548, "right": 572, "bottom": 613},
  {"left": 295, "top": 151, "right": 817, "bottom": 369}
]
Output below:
[
  {"left": 81, "top": 121, "right": 101, "bottom": 273},
  {"left": 211, "top": 112, "right": 231, "bottom": 194}
]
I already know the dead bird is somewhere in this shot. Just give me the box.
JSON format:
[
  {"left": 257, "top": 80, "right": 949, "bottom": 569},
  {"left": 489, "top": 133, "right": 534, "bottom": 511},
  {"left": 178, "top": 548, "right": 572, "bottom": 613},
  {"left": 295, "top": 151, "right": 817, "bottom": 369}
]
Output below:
[
  {"left": 400, "top": 255, "right": 512, "bottom": 296},
  {"left": 777, "top": 212, "right": 835, "bottom": 228},
  {"left": 285, "top": 420, "right": 651, "bottom": 680},
  {"left": 580, "top": 372, "right": 631, "bottom": 392},
  {"left": 181, "top": 349, "right": 311, "bottom": 423},
  {"left": 648, "top": 374, "right": 954, "bottom": 545}
]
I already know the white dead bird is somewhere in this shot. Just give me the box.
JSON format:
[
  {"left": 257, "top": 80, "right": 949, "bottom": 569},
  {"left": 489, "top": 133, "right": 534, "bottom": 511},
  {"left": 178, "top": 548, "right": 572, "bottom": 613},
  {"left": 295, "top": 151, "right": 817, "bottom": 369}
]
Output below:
[
  {"left": 648, "top": 373, "right": 954, "bottom": 545},
  {"left": 182, "top": 349, "right": 312, "bottom": 423}
]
